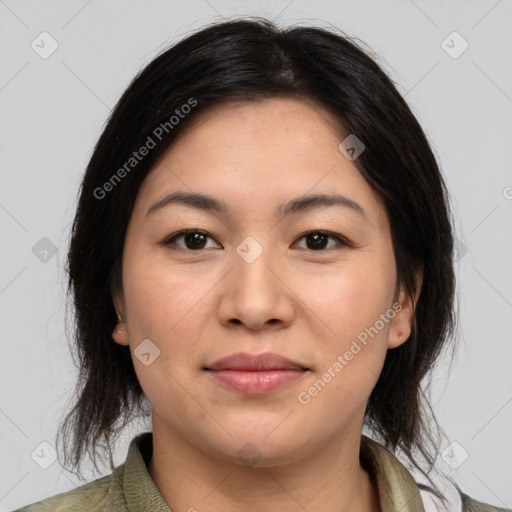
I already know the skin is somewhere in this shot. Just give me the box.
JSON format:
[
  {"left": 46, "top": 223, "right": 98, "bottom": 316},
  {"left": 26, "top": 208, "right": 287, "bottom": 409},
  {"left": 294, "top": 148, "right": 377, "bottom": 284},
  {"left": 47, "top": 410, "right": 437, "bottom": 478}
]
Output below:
[{"left": 112, "top": 98, "right": 422, "bottom": 512}]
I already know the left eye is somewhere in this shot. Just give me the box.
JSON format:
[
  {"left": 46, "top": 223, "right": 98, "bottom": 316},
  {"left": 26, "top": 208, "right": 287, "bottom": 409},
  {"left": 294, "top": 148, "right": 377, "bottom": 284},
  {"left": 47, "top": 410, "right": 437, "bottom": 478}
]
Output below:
[
  {"left": 294, "top": 231, "right": 348, "bottom": 251},
  {"left": 163, "top": 230, "right": 348, "bottom": 252}
]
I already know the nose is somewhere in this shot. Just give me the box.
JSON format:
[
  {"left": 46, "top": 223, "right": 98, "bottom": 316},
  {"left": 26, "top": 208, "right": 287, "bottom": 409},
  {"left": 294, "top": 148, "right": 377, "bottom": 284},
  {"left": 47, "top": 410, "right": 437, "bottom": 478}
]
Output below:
[{"left": 217, "top": 246, "right": 296, "bottom": 331}]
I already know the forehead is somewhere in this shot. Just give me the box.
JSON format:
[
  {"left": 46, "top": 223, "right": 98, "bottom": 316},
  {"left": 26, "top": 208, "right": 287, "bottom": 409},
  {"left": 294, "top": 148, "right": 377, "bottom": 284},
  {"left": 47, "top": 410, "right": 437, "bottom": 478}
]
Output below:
[
  {"left": 172, "top": 97, "right": 346, "bottom": 151},
  {"left": 133, "top": 98, "right": 389, "bottom": 230}
]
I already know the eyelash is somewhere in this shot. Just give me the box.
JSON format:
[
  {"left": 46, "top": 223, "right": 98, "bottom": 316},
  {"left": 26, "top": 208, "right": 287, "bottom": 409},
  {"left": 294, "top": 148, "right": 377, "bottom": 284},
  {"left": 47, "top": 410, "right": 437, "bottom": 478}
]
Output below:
[{"left": 162, "top": 229, "right": 351, "bottom": 253}]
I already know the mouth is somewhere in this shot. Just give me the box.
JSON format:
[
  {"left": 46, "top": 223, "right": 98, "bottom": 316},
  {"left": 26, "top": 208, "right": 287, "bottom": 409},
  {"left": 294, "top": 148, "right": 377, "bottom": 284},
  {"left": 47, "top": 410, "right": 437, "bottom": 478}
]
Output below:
[
  {"left": 203, "top": 352, "right": 311, "bottom": 395},
  {"left": 204, "top": 352, "right": 310, "bottom": 372}
]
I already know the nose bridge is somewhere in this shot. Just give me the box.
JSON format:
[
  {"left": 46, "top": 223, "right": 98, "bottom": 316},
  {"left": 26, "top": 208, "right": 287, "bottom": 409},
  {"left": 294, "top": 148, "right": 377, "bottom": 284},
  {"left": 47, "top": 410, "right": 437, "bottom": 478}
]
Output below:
[
  {"left": 233, "top": 234, "right": 280, "bottom": 299},
  {"left": 218, "top": 234, "right": 294, "bottom": 328}
]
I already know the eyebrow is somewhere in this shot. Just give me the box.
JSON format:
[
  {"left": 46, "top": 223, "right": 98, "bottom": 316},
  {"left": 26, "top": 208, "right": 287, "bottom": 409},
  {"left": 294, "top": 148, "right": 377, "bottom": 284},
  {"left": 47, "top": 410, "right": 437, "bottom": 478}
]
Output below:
[{"left": 146, "top": 191, "right": 368, "bottom": 220}]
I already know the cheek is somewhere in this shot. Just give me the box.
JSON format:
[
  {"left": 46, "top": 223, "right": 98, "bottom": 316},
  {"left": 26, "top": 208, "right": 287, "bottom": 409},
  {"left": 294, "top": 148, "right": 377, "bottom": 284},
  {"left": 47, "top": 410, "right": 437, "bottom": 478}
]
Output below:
[
  {"left": 124, "top": 252, "right": 204, "bottom": 335},
  {"left": 123, "top": 260, "right": 212, "bottom": 423},
  {"left": 298, "top": 258, "right": 395, "bottom": 343},
  {"left": 294, "top": 257, "right": 394, "bottom": 403},
  {"left": 123, "top": 252, "right": 219, "bottom": 376}
]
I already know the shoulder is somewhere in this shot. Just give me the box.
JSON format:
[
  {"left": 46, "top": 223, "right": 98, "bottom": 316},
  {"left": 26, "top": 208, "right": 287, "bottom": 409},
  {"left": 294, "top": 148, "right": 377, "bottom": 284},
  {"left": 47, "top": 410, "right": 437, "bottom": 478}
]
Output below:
[
  {"left": 12, "top": 465, "right": 127, "bottom": 512},
  {"left": 460, "top": 491, "right": 512, "bottom": 512},
  {"left": 360, "top": 435, "right": 510, "bottom": 512},
  {"left": 12, "top": 432, "right": 163, "bottom": 512}
]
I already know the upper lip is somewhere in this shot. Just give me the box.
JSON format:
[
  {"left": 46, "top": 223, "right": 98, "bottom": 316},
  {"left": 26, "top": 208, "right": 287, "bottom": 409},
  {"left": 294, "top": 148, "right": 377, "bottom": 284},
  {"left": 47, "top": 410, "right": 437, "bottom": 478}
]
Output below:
[{"left": 205, "top": 352, "right": 309, "bottom": 371}]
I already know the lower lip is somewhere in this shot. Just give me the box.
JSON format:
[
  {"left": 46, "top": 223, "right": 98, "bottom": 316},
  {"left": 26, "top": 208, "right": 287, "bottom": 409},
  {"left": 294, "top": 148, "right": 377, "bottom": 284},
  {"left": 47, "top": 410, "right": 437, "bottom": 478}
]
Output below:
[{"left": 206, "top": 369, "right": 306, "bottom": 395}]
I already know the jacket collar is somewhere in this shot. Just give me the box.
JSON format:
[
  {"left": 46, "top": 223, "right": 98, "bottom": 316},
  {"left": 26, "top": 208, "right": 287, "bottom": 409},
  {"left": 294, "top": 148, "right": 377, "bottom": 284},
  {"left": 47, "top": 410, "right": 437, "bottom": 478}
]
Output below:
[{"left": 360, "top": 434, "right": 426, "bottom": 512}]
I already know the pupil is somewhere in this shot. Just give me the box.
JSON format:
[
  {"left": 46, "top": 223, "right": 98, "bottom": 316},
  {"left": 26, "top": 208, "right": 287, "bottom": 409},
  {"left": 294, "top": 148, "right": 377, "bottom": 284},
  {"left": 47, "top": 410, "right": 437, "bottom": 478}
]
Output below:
[
  {"left": 186, "top": 232, "right": 206, "bottom": 249},
  {"left": 308, "top": 233, "right": 327, "bottom": 250}
]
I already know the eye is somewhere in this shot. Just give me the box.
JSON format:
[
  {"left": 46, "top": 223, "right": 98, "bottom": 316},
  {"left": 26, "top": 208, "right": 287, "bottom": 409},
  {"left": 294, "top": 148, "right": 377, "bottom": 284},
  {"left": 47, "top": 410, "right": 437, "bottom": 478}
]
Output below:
[
  {"left": 163, "top": 230, "right": 220, "bottom": 251},
  {"left": 162, "top": 229, "right": 350, "bottom": 252},
  {"left": 293, "top": 231, "right": 349, "bottom": 251}
]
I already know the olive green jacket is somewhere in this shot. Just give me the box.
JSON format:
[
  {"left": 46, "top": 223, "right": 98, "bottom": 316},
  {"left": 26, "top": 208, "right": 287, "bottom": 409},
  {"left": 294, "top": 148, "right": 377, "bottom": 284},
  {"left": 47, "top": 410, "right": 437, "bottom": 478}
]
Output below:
[{"left": 13, "top": 433, "right": 511, "bottom": 511}]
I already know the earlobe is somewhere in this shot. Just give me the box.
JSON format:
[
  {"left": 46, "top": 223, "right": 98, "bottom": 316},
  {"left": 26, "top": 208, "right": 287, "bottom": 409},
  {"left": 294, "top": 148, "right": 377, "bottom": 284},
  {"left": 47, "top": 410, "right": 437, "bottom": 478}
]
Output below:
[
  {"left": 387, "top": 267, "right": 423, "bottom": 350},
  {"left": 388, "top": 283, "right": 414, "bottom": 349},
  {"left": 388, "top": 326, "right": 409, "bottom": 350},
  {"left": 112, "top": 299, "right": 129, "bottom": 346},
  {"left": 112, "top": 323, "right": 129, "bottom": 346}
]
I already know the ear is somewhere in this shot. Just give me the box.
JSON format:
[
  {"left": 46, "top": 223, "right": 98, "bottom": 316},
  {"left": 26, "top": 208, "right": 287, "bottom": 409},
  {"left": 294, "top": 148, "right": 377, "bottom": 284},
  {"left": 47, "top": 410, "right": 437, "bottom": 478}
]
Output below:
[
  {"left": 387, "top": 266, "right": 423, "bottom": 349},
  {"left": 112, "top": 292, "right": 129, "bottom": 347}
]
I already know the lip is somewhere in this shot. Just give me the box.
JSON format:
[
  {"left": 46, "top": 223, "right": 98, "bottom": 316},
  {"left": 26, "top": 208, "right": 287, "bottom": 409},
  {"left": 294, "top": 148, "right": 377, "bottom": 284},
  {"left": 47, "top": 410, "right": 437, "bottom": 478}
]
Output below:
[
  {"left": 204, "top": 352, "right": 309, "bottom": 371},
  {"left": 204, "top": 352, "right": 310, "bottom": 396}
]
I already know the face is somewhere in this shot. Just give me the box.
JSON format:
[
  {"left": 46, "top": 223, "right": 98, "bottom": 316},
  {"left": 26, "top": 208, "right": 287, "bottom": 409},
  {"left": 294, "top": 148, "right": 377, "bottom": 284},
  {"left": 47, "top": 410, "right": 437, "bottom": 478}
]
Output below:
[{"left": 113, "top": 98, "right": 420, "bottom": 466}]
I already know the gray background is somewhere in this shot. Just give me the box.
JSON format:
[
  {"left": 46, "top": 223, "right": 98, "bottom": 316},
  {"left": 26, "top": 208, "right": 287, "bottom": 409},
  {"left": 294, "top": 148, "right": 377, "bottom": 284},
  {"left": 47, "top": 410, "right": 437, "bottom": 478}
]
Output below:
[{"left": 1, "top": 0, "right": 511, "bottom": 510}]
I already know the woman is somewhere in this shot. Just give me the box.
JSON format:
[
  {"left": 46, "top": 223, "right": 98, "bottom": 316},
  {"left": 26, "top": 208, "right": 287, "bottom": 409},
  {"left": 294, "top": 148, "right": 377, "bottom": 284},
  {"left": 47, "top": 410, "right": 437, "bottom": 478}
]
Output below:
[{"left": 15, "top": 17, "right": 510, "bottom": 512}]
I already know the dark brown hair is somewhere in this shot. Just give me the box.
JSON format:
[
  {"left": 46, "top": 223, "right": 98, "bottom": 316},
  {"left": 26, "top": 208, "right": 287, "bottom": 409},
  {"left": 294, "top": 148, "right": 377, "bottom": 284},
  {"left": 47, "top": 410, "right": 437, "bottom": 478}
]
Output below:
[{"left": 58, "top": 16, "right": 457, "bottom": 502}]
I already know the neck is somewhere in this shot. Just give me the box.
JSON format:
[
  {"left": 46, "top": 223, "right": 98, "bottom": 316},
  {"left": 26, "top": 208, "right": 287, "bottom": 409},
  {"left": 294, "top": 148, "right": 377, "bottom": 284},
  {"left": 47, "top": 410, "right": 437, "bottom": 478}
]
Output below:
[{"left": 148, "top": 419, "right": 380, "bottom": 512}]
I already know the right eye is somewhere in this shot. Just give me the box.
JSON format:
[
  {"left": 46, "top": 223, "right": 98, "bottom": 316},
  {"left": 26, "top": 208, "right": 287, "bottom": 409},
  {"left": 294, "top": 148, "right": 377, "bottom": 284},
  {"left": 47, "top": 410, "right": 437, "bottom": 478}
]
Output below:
[{"left": 162, "top": 230, "right": 221, "bottom": 251}]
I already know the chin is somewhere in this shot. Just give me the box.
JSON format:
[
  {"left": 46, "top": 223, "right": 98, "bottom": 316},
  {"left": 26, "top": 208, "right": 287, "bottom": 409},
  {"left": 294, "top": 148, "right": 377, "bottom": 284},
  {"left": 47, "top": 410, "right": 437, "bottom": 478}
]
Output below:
[{"left": 200, "top": 424, "right": 311, "bottom": 468}]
